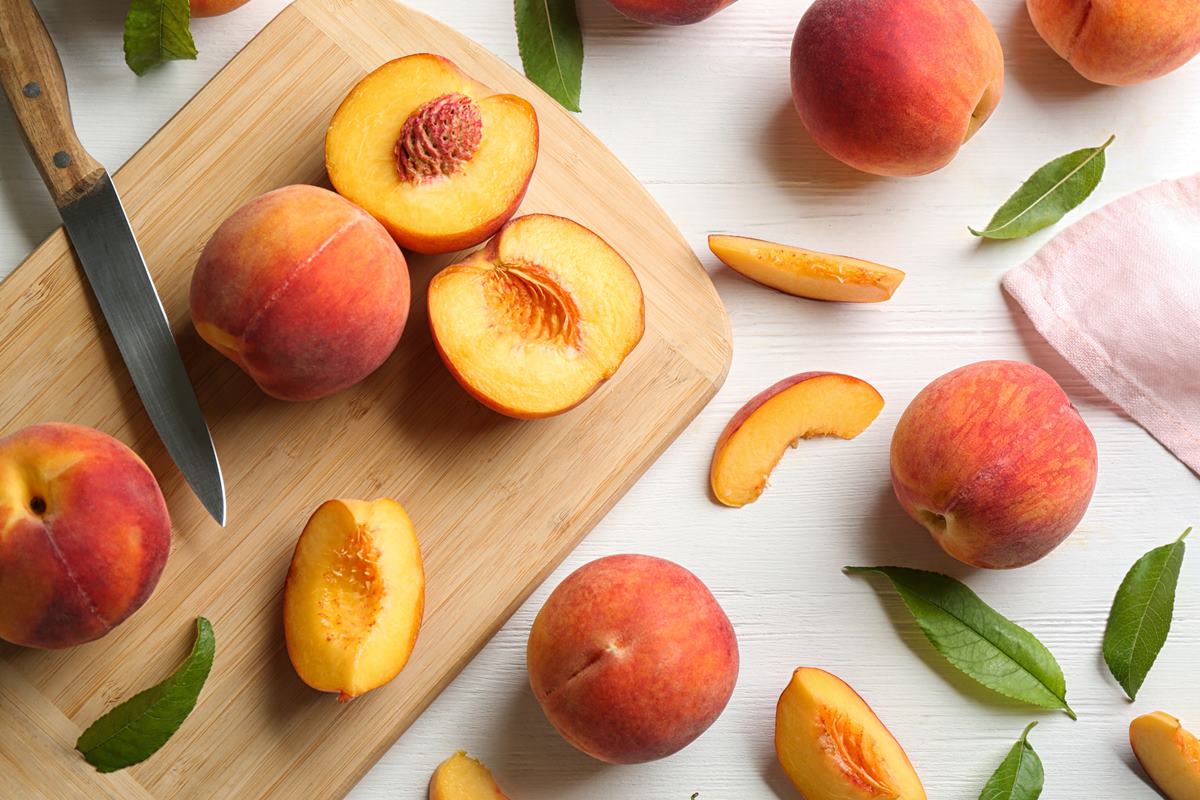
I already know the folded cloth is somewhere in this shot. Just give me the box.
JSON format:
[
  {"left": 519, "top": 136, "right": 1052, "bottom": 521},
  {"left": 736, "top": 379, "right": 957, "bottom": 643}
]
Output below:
[{"left": 1003, "top": 174, "right": 1200, "bottom": 476}]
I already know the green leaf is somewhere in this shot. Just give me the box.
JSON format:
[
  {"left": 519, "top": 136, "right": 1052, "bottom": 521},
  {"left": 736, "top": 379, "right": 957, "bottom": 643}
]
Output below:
[
  {"left": 515, "top": 0, "right": 583, "bottom": 112},
  {"left": 970, "top": 135, "right": 1114, "bottom": 239},
  {"left": 845, "top": 567, "right": 1075, "bottom": 719},
  {"left": 979, "top": 722, "right": 1044, "bottom": 800},
  {"left": 1103, "top": 528, "right": 1190, "bottom": 700},
  {"left": 77, "top": 618, "right": 215, "bottom": 773},
  {"left": 123, "top": 0, "right": 198, "bottom": 76}
]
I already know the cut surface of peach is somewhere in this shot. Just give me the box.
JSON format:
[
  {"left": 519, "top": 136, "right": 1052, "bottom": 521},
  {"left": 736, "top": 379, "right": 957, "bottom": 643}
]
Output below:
[
  {"left": 709, "top": 234, "right": 904, "bottom": 303},
  {"left": 428, "top": 214, "right": 645, "bottom": 418},
  {"left": 430, "top": 752, "right": 512, "bottom": 800},
  {"left": 711, "top": 372, "right": 883, "bottom": 507},
  {"left": 1131, "top": 712, "right": 1200, "bottom": 800},
  {"left": 776, "top": 668, "right": 926, "bottom": 800},
  {"left": 283, "top": 498, "right": 424, "bottom": 702},
  {"left": 326, "top": 53, "right": 538, "bottom": 254}
]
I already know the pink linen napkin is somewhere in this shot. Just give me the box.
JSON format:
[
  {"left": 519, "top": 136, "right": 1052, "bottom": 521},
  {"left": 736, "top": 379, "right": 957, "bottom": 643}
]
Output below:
[{"left": 1003, "top": 174, "right": 1200, "bottom": 475}]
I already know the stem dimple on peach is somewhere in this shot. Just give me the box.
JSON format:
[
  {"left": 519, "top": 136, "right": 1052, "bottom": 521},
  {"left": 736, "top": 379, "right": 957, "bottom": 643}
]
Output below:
[{"left": 394, "top": 93, "right": 483, "bottom": 183}]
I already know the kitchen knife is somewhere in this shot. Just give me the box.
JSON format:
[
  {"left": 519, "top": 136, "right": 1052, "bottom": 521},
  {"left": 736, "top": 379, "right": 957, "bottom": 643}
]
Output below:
[{"left": 0, "top": 0, "right": 226, "bottom": 524}]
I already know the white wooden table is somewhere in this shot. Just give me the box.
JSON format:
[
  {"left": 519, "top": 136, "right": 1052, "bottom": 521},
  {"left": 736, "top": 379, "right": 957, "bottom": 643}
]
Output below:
[{"left": 3, "top": 1, "right": 1199, "bottom": 797}]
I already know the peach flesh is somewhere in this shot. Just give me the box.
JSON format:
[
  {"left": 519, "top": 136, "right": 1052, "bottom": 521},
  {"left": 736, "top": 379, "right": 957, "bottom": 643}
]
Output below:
[
  {"left": 326, "top": 54, "right": 539, "bottom": 255},
  {"left": 527, "top": 554, "right": 738, "bottom": 764},
  {"left": 790, "top": 0, "right": 1004, "bottom": 176},
  {"left": 711, "top": 372, "right": 885, "bottom": 508},
  {"left": 890, "top": 360, "right": 1098, "bottom": 569},
  {"left": 710, "top": 234, "right": 905, "bottom": 302},
  {"left": 283, "top": 498, "right": 424, "bottom": 702},
  {"left": 1131, "top": 712, "right": 1200, "bottom": 800},
  {"left": 0, "top": 423, "right": 171, "bottom": 650},
  {"left": 428, "top": 214, "right": 644, "bottom": 419},
  {"left": 429, "top": 752, "right": 512, "bottom": 800},
  {"left": 776, "top": 667, "right": 926, "bottom": 800}
]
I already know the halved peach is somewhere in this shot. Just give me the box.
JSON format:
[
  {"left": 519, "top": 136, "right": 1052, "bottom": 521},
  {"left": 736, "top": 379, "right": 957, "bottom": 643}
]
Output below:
[
  {"left": 326, "top": 54, "right": 538, "bottom": 255},
  {"left": 711, "top": 373, "right": 883, "bottom": 507},
  {"left": 430, "top": 752, "right": 512, "bottom": 800},
  {"left": 428, "top": 214, "right": 645, "bottom": 418},
  {"left": 709, "top": 234, "right": 904, "bottom": 303},
  {"left": 1131, "top": 712, "right": 1200, "bottom": 800},
  {"left": 283, "top": 498, "right": 424, "bottom": 702},
  {"left": 776, "top": 668, "right": 926, "bottom": 800}
]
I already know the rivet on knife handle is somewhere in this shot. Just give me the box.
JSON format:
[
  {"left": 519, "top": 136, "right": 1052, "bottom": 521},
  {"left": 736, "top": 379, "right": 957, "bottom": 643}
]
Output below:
[{"left": 0, "top": 0, "right": 105, "bottom": 207}]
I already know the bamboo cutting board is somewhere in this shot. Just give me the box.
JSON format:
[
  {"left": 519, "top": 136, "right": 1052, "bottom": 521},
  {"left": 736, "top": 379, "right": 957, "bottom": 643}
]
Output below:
[{"left": 0, "top": 1, "right": 731, "bottom": 797}]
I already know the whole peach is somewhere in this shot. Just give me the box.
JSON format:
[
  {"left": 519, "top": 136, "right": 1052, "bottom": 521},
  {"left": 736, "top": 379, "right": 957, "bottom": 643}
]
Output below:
[
  {"left": 606, "top": 0, "right": 736, "bottom": 25},
  {"left": 191, "top": 185, "right": 410, "bottom": 402},
  {"left": 190, "top": 0, "right": 252, "bottom": 17},
  {"left": 527, "top": 554, "right": 738, "bottom": 763},
  {"left": 891, "top": 361, "right": 1098, "bottom": 569},
  {"left": 790, "top": 0, "right": 1004, "bottom": 176},
  {"left": 0, "top": 423, "right": 171, "bottom": 649},
  {"left": 1027, "top": 0, "right": 1200, "bottom": 85}
]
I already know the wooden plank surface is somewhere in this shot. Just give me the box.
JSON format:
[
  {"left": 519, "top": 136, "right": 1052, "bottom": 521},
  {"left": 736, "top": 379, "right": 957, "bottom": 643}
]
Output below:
[{"left": 0, "top": 1, "right": 731, "bottom": 797}]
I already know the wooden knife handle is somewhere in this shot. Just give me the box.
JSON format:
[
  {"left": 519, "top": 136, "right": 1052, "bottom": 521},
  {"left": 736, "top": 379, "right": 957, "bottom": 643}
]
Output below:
[{"left": 0, "top": 0, "right": 105, "bottom": 208}]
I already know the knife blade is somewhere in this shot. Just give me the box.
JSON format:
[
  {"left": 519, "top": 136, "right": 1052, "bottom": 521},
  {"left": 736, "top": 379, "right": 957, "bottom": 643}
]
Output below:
[{"left": 0, "top": 0, "right": 226, "bottom": 524}]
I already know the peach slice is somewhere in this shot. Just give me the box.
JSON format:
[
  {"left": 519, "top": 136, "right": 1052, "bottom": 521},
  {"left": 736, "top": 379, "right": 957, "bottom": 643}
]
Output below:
[
  {"left": 430, "top": 752, "right": 512, "bottom": 800},
  {"left": 776, "top": 668, "right": 926, "bottom": 800},
  {"left": 326, "top": 53, "right": 539, "bottom": 255},
  {"left": 428, "top": 214, "right": 645, "bottom": 418},
  {"left": 1131, "top": 712, "right": 1200, "bottom": 800},
  {"left": 711, "top": 373, "right": 884, "bottom": 507},
  {"left": 283, "top": 498, "right": 424, "bottom": 702},
  {"left": 709, "top": 234, "right": 904, "bottom": 303}
]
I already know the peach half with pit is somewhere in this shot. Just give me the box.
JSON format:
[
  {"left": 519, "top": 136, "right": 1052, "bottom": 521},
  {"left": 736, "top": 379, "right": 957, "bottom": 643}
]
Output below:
[
  {"left": 711, "top": 373, "right": 884, "bottom": 508},
  {"left": 428, "top": 214, "right": 644, "bottom": 419},
  {"left": 430, "top": 752, "right": 512, "bottom": 800},
  {"left": 190, "top": 185, "right": 410, "bottom": 402},
  {"left": 283, "top": 498, "right": 424, "bottom": 702},
  {"left": 326, "top": 54, "right": 539, "bottom": 255},
  {"left": 776, "top": 667, "right": 927, "bottom": 800},
  {"left": 1130, "top": 711, "right": 1200, "bottom": 800},
  {"left": 0, "top": 423, "right": 171, "bottom": 650},
  {"left": 709, "top": 234, "right": 905, "bottom": 303}
]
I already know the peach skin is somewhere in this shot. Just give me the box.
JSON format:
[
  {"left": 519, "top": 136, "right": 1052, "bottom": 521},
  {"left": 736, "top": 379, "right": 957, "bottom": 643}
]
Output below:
[
  {"left": 776, "top": 668, "right": 927, "bottom": 800},
  {"left": 711, "top": 373, "right": 884, "bottom": 507},
  {"left": 527, "top": 554, "right": 738, "bottom": 764},
  {"left": 284, "top": 498, "right": 424, "bottom": 702},
  {"left": 430, "top": 752, "right": 512, "bottom": 800},
  {"left": 607, "top": 0, "right": 736, "bottom": 25},
  {"left": 326, "top": 54, "right": 539, "bottom": 255},
  {"left": 791, "top": 0, "right": 1004, "bottom": 176},
  {"left": 1028, "top": 0, "right": 1200, "bottom": 85},
  {"left": 891, "top": 360, "right": 1098, "bottom": 569},
  {"left": 428, "top": 214, "right": 644, "bottom": 419},
  {"left": 190, "top": 0, "right": 252, "bottom": 15},
  {"left": 0, "top": 423, "right": 170, "bottom": 649},
  {"left": 190, "top": 185, "right": 410, "bottom": 402},
  {"left": 1131, "top": 712, "right": 1200, "bottom": 800},
  {"left": 709, "top": 234, "right": 905, "bottom": 303}
]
